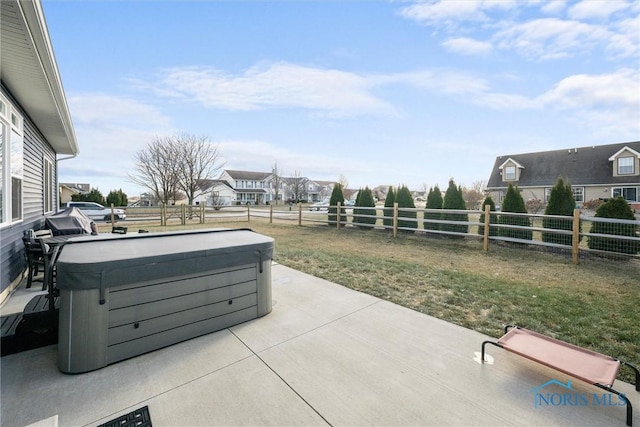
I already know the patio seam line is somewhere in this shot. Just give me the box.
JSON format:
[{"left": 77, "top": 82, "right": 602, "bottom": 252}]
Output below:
[
  {"left": 255, "top": 298, "right": 385, "bottom": 355},
  {"left": 230, "top": 328, "right": 334, "bottom": 427},
  {"left": 83, "top": 337, "right": 257, "bottom": 427}
]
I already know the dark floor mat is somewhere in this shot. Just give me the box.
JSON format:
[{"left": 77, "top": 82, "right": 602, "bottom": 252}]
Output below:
[{"left": 98, "top": 406, "right": 152, "bottom": 427}]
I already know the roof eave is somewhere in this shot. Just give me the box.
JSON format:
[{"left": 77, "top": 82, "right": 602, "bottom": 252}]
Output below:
[{"left": 1, "top": 0, "right": 78, "bottom": 156}]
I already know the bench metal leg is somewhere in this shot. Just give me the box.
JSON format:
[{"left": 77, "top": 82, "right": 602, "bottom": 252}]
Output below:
[
  {"left": 620, "top": 361, "right": 640, "bottom": 392},
  {"left": 597, "top": 384, "right": 632, "bottom": 426},
  {"left": 481, "top": 340, "right": 503, "bottom": 363}
]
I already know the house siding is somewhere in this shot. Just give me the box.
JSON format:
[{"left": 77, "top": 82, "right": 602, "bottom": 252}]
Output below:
[{"left": 0, "top": 87, "right": 57, "bottom": 299}]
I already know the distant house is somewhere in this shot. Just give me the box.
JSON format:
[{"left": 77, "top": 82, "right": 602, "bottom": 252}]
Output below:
[
  {"left": 59, "top": 183, "right": 90, "bottom": 205},
  {"left": 486, "top": 142, "right": 640, "bottom": 209},
  {"left": 193, "top": 179, "right": 236, "bottom": 206},
  {"left": 1, "top": 0, "right": 79, "bottom": 301},
  {"left": 214, "top": 170, "right": 335, "bottom": 205},
  {"left": 218, "top": 170, "right": 272, "bottom": 205}
]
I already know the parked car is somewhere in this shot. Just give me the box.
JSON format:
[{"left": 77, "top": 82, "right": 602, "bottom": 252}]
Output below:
[
  {"left": 65, "top": 201, "right": 127, "bottom": 221},
  {"left": 309, "top": 200, "right": 330, "bottom": 211},
  {"left": 344, "top": 200, "right": 355, "bottom": 207}
]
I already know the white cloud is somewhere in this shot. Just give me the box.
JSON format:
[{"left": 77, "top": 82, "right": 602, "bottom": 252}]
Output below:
[
  {"left": 568, "top": 0, "right": 631, "bottom": 20},
  {"left": 540, "top": 0, "right": 568, "bottom": 15},
  {"left": 399, "top": 0, "right": 639, "bottom": 61},
  {"left": 399, "top": 0, "right": 516, "bottom": 26},
  {"left": 442, "top": 37, "right": 493, "bottom": 55},
  {"left": 494, "top": 18, "right": 608, "bottom": 60},
  {"left": 157, "top": 63, "right": 395, "bottom": 117},
  {"left": 537, "top": 68, "right": 640, "bottom": 134}
]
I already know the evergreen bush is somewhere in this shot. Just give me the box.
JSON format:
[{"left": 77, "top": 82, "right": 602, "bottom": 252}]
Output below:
[
  {"left": 353, "top": 186, "right": 377, "bottom": 229},
  {"left": 424, "top": 186, "right": 443, "bottom": 231},
  {"left": 328, "top": 183, "right": 346, "bottom": 225},
  {"left": 395, "top": 185, "right": 417, "bottom": 232},
  {"left": 542, "top": 177, "right": 576, "bottom": 246},
  {"left": 71, "top": 188, "right": 106, "bottom": 205},
  {"left": 440, "top": 179, "right": 468, "bottom": 236},
  {"left": 383, "top": 186, "right": 395, "bottom": 228},
  {"left": 106, "top": 189, "right": 128, "bottom": 207},
  {"left": 498, "top": 184, "right": 532, "bottom": 241},
  {"left": 478, "top": 196, "right": 497, "bottom": 237},
  {"left": 588, "top": 197, "right": 639, "bottom": 254}
]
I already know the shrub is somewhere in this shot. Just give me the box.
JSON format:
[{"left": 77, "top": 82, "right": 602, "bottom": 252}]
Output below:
[
  {"left": 106, "top": 189, "right": 128, "bottom": 207},
  {"left": 582, "top": 199, "right": 605, "bottom": 211},
  {"left": 395, "top": 185, "right": 416, "bottom": 232},
  {"left": 71, "top": 188, "right": 105, "bottom": 205},
  {"left": 353, "top": 187, "right": 376, "bottom": 229},
  {"left": 424, "top": 185, "right": 443, "bottom": 231},
  {"left": 478, "top": 196, "right": 497, "bottom": 237},
  {"left": 498, "top": 184, "right": 532, "bottom": 241},
  {"left": 328, "top": 183, "right": 346, "bottom": 225},
  {"left": 440, "top": 179, "right": 468, "bottom": 236},
  {"left": 542, "top": 177, "right": 576, "bottom": 246},
  {"left": 588, "top": 197, "right": 639, "bottom": 254},
  {"left": 383, "top": 186, "right": 395, "bottom": 228}
]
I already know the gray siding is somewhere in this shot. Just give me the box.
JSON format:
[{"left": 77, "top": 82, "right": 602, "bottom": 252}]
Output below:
[{"left": 0, "top": 87, "right": 57, "bottom": 294}]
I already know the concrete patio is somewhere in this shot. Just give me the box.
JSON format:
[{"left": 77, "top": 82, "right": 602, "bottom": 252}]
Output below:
[{"left": 1, "top": 263, "right": 637, "bottom": 426}]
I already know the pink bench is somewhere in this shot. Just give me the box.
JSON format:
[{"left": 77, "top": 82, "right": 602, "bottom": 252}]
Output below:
[{"left": 482, "top": 325, "right": 639, "bottom": 426}]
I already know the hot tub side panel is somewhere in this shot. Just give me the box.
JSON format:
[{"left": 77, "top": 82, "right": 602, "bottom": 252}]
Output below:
[{"left": 56, "top": 230, "right": 274, "bottom": 374}]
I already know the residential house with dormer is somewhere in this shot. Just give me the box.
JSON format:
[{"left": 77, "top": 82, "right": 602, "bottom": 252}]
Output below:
[{"left": 485, "top": 141, "right": 640, "bottom": 210}]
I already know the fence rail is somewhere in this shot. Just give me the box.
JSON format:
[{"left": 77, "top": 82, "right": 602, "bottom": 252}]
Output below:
[{"left": 115, "top": 203, "right": 640, "bottom": 264}]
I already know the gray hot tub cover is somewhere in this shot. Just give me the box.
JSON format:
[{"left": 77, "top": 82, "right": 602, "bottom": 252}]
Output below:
[{"left": 56, "top": 229, "right": 274, "bottom": 296}]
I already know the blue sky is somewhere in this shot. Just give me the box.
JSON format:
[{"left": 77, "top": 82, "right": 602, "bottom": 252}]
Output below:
[{"left": 43, "top": 0, "right": 639, "bottom": 197}]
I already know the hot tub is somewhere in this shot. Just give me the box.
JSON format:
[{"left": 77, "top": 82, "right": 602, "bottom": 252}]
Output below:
[{"left": 56, "top": 228, "right": 273, "bottom": 374}]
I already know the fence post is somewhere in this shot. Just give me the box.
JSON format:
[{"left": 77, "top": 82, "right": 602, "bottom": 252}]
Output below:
[
  {"left": 247, "top": 204, "right": 250, "bottom": 222},
  {"left": 393, "top": 202, "right": 398, "bottom": 238},
  {"left": 270, "top": 204, "right": 273, "bottom": 224},
  {"left": 572, "top": 208, "right": 580, "bottom": 265},
  {"left": 336, "top": 202, "right": 341, "bottom": 229},
  {"left": 483, "top": 204, "right": 490, "bottom": 251},
  {"left": 200, "top": 203, "right": 205, "bottom": 224},
  {"left": 110, "top": 203, "right": 115, "bottom": 226},
  {"left": 161, "top": 203, "right": 166, "bottom": 226},
  {"left": 298, "top": 203, "right": 302, "bottom": 226},
  {"left": 181, "top": 204, "right": 186, "bottom": 225}
]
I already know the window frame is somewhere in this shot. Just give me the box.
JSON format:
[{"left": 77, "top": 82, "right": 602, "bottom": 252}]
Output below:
[
  {"left": 44, "top": 158, "right": 54, "bottom": 213},
  {"left": 612, "top": 187, "right": 638, "bottom": 202},
  {"left": 572, "top": 187, "right": 584, "bottom": 203},
  {"left": 0, "top": 93, "right": 24, "bottom": 227},
  {"left": 618, "top": 156, "right": 634, "bottom": 175},
  {"left": 504, "top": 165, "right": 516, "bottom": 180}
]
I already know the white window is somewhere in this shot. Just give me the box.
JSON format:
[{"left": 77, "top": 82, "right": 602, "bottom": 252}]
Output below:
[
  {"left": 572, "top": 187, "right": 584, "bottom": 203},
  {"left": 44, "top": 159, "right": 54, "bottom": 213},
  {"left": 544, "top": 188, "right": 551, "bottom": 202},
  {"left": 618, "top": 156, "right": 634, "bottom": 175},
  {"left": 504, "top": 166, "right": 516, "bottom": 180},
  {"left": 0, "top": 93, "right": 24, "bottom": 226},
  {"left": 613, "top": 187, "right": 638, "bottom": 202}
]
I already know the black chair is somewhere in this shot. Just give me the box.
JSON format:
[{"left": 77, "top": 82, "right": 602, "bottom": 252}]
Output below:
[{"left": 22, "top": 236, "right": 46, "bottom": 290}]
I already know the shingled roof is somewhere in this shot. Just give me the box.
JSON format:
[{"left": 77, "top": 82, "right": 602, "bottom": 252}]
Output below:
[
  {"left": 486, "top": 141, "right": 640, "bottom": 189},
  {"left": 224, "top": 170, "right": 272, "bottom": 181}
]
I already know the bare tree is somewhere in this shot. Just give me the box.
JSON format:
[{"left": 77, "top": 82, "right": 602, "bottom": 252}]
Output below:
[
  {"left": 271, "top": 162, "right": 282, "bottom": 205},
  {"left": 128, "top": 136, "right": 180, "bottom": 205},
  {"left": 461, "top": 179, "right": 487, "bottom": 210},
  {"left": 338, "top": 174, "right": 349, "bottom": 191},
  {"left": 174, "top": 133, "right": 224, "bottom": 206},
  {"left": 289, "top": 171, "right": 309, "bottom": 202}
]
